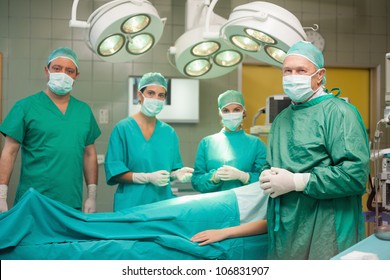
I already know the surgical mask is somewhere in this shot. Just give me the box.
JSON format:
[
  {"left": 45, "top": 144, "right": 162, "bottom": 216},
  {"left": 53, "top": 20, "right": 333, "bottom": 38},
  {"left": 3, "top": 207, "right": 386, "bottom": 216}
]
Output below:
[
  {"left": 141, "top": 95, "right": 164, "bottom": 117},
  {"left": 283, "top": 69, "right": 321, "bottom": 103},
  {"left": 47, "top": 71, "right": 74, "bottom": 95},
  {"left": 222, "top": 112, "right": 243, "bottom": 131}
]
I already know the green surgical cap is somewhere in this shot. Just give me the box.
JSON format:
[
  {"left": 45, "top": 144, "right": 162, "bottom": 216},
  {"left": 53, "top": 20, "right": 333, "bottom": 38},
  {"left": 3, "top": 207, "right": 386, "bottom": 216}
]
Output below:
[
  {"left": 47, "top": 47, "right": 79, "bottom": 71},
  {"left": 286, "top": 41, "right": 326, "bottom": 84},
  {"left": 286, "top": 41, "right": 324, "bottom": 68},
  {"left": 138, "top": 72, "right": 168, "bottom": 91},
  {"left": 218, "top": 90, "right": 245, "bottom": 110}
]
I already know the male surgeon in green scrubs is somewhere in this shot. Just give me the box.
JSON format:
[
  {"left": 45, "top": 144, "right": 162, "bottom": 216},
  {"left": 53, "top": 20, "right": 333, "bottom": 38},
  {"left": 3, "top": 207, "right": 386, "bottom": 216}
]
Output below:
[
  {"left": 0, "top": 47, "right": 101, "bottom": 213},
  {"left": 259, "top": 41, "right": 370, "bottom": 259}
]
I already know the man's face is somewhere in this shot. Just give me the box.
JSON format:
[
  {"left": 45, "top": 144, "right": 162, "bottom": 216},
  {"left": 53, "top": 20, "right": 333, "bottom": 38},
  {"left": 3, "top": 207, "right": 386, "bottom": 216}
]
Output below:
[
  {"left": 45, "top": 57, "right": 79, "bottom": 80},
  {"left": 282, "top": 55, "right": 323, "bottom": 90},
  {"left": 282, "top": 55, "right": 317, "bottom": 77}
]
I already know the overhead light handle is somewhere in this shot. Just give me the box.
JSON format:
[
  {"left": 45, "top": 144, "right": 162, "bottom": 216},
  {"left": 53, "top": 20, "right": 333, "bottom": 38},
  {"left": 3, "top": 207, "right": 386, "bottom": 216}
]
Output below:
[{"left": 303, "top": 24, "right": 319, "bottom": 31}]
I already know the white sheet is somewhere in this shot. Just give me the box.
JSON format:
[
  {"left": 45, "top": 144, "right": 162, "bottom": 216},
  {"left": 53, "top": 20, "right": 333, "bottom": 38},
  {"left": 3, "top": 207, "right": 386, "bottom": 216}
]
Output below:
[{"left": 233, "top": 182, "right": 268, "bottom": 224}]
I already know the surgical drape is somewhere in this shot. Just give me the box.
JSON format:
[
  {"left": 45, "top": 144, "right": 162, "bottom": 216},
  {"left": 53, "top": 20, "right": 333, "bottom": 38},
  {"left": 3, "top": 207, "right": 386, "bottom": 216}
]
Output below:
[{"left": 0, "top": 188, "right": 268, "bottom": 260}]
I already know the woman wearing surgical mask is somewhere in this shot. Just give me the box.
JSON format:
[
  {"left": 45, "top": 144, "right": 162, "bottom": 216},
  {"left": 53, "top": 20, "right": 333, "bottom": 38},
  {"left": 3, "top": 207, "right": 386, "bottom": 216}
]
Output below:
[
  {"left": 192, "top": 90, "right": 267, "bottom": 193},
  {"left": 104, "top": 72, "right": 193, "bottom": 211}
]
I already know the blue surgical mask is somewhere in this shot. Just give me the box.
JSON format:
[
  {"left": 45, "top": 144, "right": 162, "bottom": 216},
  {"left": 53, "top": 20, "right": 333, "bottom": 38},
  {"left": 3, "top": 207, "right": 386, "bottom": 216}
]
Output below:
[
  {"left": 141, "top": 95, "right": 164, "bottom": 117},
  {"left": 222, "top": 112, "right": 243, "bottom": 131},
  {"left": 283, "top": 69, "right": 321, "bottom": 103},
  {"left": 47, "top": 71, "right": 74, "bottom": 95}
]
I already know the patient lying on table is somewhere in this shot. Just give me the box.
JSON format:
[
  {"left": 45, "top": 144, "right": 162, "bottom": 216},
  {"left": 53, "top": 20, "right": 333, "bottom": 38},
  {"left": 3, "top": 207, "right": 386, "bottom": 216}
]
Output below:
[
  {"left": 0, "top": 182, "right": 268, "bottom": 260},
  {"left": 191, "top": 182, "right": 268, "bottom": 245}
]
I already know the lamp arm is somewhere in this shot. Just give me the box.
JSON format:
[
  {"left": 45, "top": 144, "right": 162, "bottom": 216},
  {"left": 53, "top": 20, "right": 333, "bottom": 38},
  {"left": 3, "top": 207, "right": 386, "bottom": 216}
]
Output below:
[
  {"left": 252, "top": 107, "right": 266, "bottom": 127},
  {"left": 69, "top": 0, "right": 90, "bottom": 28},
  {"left": 204, "top": 0, "right": 219, "bottom": 34}
]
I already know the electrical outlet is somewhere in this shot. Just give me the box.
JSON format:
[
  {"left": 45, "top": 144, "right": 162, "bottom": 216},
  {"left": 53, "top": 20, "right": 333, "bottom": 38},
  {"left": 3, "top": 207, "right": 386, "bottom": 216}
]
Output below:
[
  {"left": 99, "top": 109, "right": 109, "bottom": 124},
  {"left": 97, "top": 154, "right": 105, "bottom": 165}
]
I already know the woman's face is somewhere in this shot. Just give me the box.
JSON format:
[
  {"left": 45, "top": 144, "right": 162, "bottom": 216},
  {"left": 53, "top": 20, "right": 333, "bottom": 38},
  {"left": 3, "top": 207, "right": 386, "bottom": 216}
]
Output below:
[{"left": 220, "top": 104, "right": 244, "bottom": 114}]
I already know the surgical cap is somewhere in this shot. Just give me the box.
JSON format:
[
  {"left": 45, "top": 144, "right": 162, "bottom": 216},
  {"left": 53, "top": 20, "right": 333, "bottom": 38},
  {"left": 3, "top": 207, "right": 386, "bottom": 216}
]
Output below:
[
  {"left": 138, "top": 72, "right": 168, "bottom": 91},
  {"left": 47, "top": 47, "right": 79, "bottom": 71},
  {"left": 285, "top": 41, "right": 326, "bottom": 84},
  {"left": 218, "top": 90, "right": 245, "bottom": 110}
]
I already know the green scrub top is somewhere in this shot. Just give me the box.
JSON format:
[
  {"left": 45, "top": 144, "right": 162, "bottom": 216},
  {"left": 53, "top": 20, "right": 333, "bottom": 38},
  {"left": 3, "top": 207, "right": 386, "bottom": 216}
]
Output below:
[
  {"left": 0, "top": 91, "right": 101, "bottom": 209},
  {"left": 104, "top": 117, "right": 183, "bottom": 211},
  {"left": 192, "top": 129, "right": 267, "bottom": 193},
  {"left": 264, "top": 94, "right": 370, "bottom": 259}
]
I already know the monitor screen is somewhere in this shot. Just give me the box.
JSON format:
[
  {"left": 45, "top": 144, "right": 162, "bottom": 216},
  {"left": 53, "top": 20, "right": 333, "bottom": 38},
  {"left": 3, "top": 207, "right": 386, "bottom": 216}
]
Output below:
[
  {"left": 266, "top": 95, "right": 291, "bottom": 125},
  {"left": 128, "top": 77, "right": 199, "bottom": 123}
]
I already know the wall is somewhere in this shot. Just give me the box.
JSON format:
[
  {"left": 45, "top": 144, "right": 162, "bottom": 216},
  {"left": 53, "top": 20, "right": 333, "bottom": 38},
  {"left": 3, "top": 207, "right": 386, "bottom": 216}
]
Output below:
[
  {"left": 241, "top": 66, "right": 370, "bottom": 136},
  {"left": 0, "top": 0, "right": 238, "bottom": 211},
  {"left": 1, "top": 0, "right": 390, "bottom": 212}
]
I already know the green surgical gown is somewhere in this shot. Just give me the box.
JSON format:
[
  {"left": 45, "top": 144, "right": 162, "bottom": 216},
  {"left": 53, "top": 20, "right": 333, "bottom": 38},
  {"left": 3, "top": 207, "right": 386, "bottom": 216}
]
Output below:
[
  {"left": 264, "top": 94, "right": 370, "bottom": 259},
  {"left": 192, "top": 129, "right": 266, "bottom": 192},
  {"left": 0, "top": 91, "right": 101, "bottom": 209},
  {"left": 104, "top": 117, "right": 183, "bottom": 211}
]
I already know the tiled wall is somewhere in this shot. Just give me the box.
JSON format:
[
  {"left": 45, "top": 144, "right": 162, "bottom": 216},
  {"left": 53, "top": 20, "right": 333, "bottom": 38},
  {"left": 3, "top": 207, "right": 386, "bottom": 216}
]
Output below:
[{"left": 1, "top": 0, "right": 390, "bottom": 211}]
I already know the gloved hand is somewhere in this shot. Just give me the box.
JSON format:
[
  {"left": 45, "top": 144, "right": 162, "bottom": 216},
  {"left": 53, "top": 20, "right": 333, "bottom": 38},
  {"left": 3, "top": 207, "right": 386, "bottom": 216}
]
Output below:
[
  {"left": 259, "top": 167, "right": 310, "bottom": 198},
  {"left": 83, "top": 184, "right": 97, "bottom": 213},
  {"left": 259, "top": 169, "right": 274, "bottom": 181},
  {"left": 133, "top": 170, "right": 170, "bottom": 186},
  {"left": 171, "top": 167, "right": 194, "bottom": 183},
  {"left": 210, "top": 171, "right": 221, "bottom": 184},
  {"left": 216, "top": 165, "right": 250, "bottom": 184},
  {"left": 0, "top": 184, "right": 8, "bottom": 213}
]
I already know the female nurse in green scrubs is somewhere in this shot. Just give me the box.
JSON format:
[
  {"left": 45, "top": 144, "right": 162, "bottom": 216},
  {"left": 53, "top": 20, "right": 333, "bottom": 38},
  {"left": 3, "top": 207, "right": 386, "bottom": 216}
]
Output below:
[
  {"left": 191, "top": 90, "right": 267, "bottom": 193},
  {"left": 104, "top": 72, "right": 193, "bottom": 211}
]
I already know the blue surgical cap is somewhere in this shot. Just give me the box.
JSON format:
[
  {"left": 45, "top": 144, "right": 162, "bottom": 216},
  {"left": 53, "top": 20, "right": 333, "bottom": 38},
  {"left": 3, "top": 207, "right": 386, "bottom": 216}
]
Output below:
[
  {"left": 218, "top": 90, "right": 245, "bottom": 110},
  {"left": 47, "top": 47, "right": 79, "bottom": 71},
  {"left": 138, "top": 72, "right": 168, "bottom": 91},
  {"left": 285, "top": 41, "right": 326, "bottom": 84}
]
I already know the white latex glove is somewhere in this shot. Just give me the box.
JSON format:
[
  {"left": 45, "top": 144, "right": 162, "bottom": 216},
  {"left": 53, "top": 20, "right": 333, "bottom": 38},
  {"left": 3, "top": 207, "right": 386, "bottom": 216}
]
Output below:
[
  {"left": 210, "top": 171, "right": 221, "bottom": 184},
  {"left": 0, "top": 184, "right": 8, "bottom": 212},
  {"left": 216, "top": 165, "right": 250, "bottom": 184},
  {"left": 133, "top": 170, "right": 170, "bottom": 187},
  {"left": 171, "top": 167, "right": 194, "bottom": 183},
  {"left": 83, "top": 184, "right": 97, "bottom": 213},
  {"left": 259, "top": 167, "right": 310, "bottom": 198}
]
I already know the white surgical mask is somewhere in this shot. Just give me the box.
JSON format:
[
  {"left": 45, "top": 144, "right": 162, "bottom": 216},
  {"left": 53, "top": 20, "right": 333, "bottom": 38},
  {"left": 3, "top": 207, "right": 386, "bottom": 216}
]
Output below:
[
  {"left": 141, "top": 95, "right": 164, "bottom": 117},
  {"left": 283, "top": 69, "right": 321, "bottom": 103},
  {"left": 222, "top": 112, "right": 243, "bottom": 131},
  {"left": 47, "top": 71, "right": 74, "bottom": 96}
]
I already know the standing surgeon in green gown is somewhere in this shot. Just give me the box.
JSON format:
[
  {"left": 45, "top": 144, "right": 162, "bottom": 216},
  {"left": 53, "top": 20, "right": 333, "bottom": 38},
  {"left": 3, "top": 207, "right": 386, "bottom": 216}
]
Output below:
[
  {"left": 104, "top": 72, "right": 193, "bottom": 211},
  {"left": 259, "top": 41, "right": 370, "bottom": 259},
  {"left": 0, "top": 47, "right": 101, "bottom": 213},
  {"left": 192, "top": 90, "right": 267, "bottom": 193}
]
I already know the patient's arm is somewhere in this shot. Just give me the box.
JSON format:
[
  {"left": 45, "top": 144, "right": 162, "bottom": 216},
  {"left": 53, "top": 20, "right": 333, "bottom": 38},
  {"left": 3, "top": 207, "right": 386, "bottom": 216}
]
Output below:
[{"left": 191, "top": 219, "right": 267, "bottom": 246}]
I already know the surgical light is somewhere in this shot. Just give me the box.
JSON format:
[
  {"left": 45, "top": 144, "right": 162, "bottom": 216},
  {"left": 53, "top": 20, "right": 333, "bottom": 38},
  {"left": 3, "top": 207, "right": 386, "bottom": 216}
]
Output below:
[
  {"left": 222, "top": 1, "right": 307, "bottom": 67},
  {"left": 169, "top": 0, "right": 308, "bottom": 78},
  {"left": 192, "top": 41, "right": 220, "bottom": 56},
  {"left": 69, "top": 0, "right": 166, "bottom": 63},
  {"left": 168, "top": 0, "right": 243, "bottom": 79}
]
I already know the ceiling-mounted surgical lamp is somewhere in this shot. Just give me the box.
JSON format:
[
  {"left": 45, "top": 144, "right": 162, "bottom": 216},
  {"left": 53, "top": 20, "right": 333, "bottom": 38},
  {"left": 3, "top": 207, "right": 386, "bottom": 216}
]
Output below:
[
  {"left": 168, "top": 0, "right": 243, "bottom": 79},
  {"left": 69, "top": 0, "right": 166, "bottom": 63},
  {"left": 222, "top": 1, "right": 307, "bottom": 67}
]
